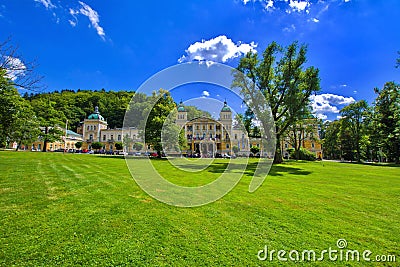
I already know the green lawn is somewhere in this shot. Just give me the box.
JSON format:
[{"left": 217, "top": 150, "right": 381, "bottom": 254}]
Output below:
[{"left": 0, "top": 151, "right": 399, "bottom": 266}]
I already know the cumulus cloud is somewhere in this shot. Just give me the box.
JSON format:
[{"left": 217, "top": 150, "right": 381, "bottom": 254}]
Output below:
[
  {"left": 34, "top": 0, "right": 55, "bottom": 9},
  {"left": 287, "top": 0, "right": 310, "bottom": 13},
  {"left": 69, "top": 1, "right": 106, "bottom": 40},
  {"left": 310, "top": 93, "right": 355, "bottom": 120},
  {"left": 201, "top": 90, "right": 210, "bottom": 98},
  {"left": 178, "top": 35, "right": 257, "bottom": 63}
]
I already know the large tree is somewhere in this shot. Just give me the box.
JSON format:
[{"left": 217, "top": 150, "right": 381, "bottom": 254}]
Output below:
[
  {"left": 322, "top": 120, "right": 341, "bottom": 160},
  {"left": 31, "top": 97, "right": 66, "bottom": 152},
  {"left": 234, "top": 41, "right": 321, "bottom": 163},
  {"left": 373, "top": 82, "right": 400, "bottom": 163},
  {"left": 141, "top": 90, "right": 177, "bottom": 157},
  {"left": 0, "top": 69, "right": 39, "bottom": 148},
  {"left": 340, "top": 100, "right": 370, "bottom": 162}
]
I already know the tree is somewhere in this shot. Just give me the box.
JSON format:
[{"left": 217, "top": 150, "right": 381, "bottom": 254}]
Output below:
[
  {"left": 396, "top": 51, "right": 400, "bottom": 68},
  {"left": 31, "top": 97, "right": 66, "bottom": 152},
  {"left": 140, "top": 90, "right": 177, "bottom": 157},
  {"left": 115, "top": 142, "right": 123, "bottom": 151},
  {"left": 250, "top": 145, "right": 260, "bottom": 155},
  {"left": 373, "top": 82, "right": 400, "bottom": 163},
  {"left": 91, "top": 141, "right": 103, "bottom": 151},
  {"left": 232, "top": 145, "right": 239, "bottom": 154},
  {"left": 234, "top": 41, "right": 321, "bottom": 163},
  {"left": 75, "top": 141, "right": 82, "bottom": 149},
  {"left": 340, "top": 100, "right": 370, "bottom": 162},
  {"left": 122, "top": 134, "right": 133, "bottom": 151},
  {"left": 322, "top": 120, "right": 341, "bottom": 160},
  {"left": 133, "top": 142, "right": 144, "bottom": 151},
  {"left": 286, "top": 116, "right": 318, "bottom": 160},
  {"left": 185, "top": 105, "right": 211, "bottom": 120},
  {"left": 0, "top": 69, "right": 39, "bottom": 148}
]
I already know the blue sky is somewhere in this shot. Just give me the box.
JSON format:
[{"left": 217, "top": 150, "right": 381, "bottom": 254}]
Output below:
[{"left": 1, "top": 0, "right": 399, "bottom": 120}]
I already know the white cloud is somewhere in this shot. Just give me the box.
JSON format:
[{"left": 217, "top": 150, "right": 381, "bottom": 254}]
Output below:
[
  {"left": 2, "top": 56, "right": 26, "bottom": 81},
  {"left": 34, "top": 0, "right": 55, "bottom": 9},
  {"left": 310, "top": 93, "right": 355, "bottom": 120},
  {"left": 311, "top": 18, "right": 319, "bottom": 23},
  {"left": 178, "top": 35, "right": 257, "bottom": 63},
  {"left": 201, "top": 90, "right": 210, "bottom": 98},
  {"left": 287, "top": 0, "right": 310, "bottom": 13},
  {"left": 283, "top": 24, "right": 296, "bottom": 33},
  {"left": 69, "top": 1, "right": 106, "bottom": 40},
  {"left": 69, "top": 20, "right": 76, "bottom": 27}
]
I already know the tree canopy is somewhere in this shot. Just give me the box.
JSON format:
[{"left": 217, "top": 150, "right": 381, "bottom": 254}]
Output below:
[{"left": 234, "top": 41, "right": 321, "bottom": 163}]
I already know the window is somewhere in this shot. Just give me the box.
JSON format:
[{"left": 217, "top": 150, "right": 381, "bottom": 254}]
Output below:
[
  {"left": 234, "top": 134, "right": 237, "bottom": 140},
  {"left": 90, "top": 125, "right": 93, "bottom": 131},
  {"left": 87, "top": 126, "right": 90, "bottom": 130},
  {"left": 312, "top": 143, "right": 315, "bottom": 148},
  {"left": 226, "top": 144, "right": 230, "bottom": 149},
  {"left": 196, "top": 125, "right": 199, "bottom": 130},
  {"left": 285, "top": 143, "right": 288, "bottom": 148},
  {"left": 103, "top": 135, "right": 106, "bottom": 141},
  {"left": 111, "top": 135, "right": 114, "bottom": 140},
  {"left": 210, "top": 125, "right": 212, "bottom": 130},
  {"left": 89, "top": 134, "right": 93, "bottom": 140},
  {"left": 110, "top": 145, "right": 113, "bottom": 150},
  {"left": 118, "top": 135, "right": 121, "bottom": 141},
  {"left": 94, "top": 126, "right": 96, "bottom": 131}
]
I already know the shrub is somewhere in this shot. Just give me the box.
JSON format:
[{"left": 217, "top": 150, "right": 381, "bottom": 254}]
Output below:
[{"left": 290, "top": 148, "right": 316, "bottom": 161}]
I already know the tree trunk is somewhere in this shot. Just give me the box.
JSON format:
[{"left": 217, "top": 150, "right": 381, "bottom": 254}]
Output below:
[
  {"left": 43, "top": 126, "right": 48, "bottom": 152},
  {"left": 273, "top": 135, "right": 283, "bottom": 164}
]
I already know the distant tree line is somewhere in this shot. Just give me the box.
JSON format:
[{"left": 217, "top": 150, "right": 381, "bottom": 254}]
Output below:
[{"left": 323, "top": 82, "right": 400, "bottom": 163}]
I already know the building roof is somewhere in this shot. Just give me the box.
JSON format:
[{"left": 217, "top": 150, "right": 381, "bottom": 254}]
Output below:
[
  {"left": 87, "top": 106, "right": 105, "bottom": 121},
  {"left": 221, "top": 100, "right": 231, "bottom": 112},
  {"left": 177, "top": 100, "right": 186, "bottom": 112},
  {"left": 66, "top": 129, "right": 81, "bottom": 137}
]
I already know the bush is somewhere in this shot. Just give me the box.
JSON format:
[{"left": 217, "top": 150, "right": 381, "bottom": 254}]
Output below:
[{"left": 290, "top": 148, "right": 316, "bottom": 161}]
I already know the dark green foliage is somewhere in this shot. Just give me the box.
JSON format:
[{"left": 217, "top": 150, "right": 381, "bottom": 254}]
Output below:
[
  {"left": 250, "top": 146, "right": 260, "bottom": 155},
  {"left": 0, "top": 69, "right": 40, "bottom": 148},
  {"left": 133, "top": 142, "right": 144, "bottom": 151},
  {"left": 75, "top": 141, "right": 82, "bottom": 149},
  {"left": 372, "top": 82, "right": 400, "bottom": 163},
  {"left": 26, "top": 90, "right": 134, "bottom": 131},
  {"left": 235, "top": 41, "right": 321, "bottom": 163},
  {"left": 143, "top": 90, "right": 177, "bottom": 156},
  {"left": 91, "top": 141, "right": 103, "bottom": 150},
  {"left": 289, "top": 147, "right": 316, "bottom": 161},
  {"left": 340, "top": 100, "right": 370, "bottom": 162},
  {"left": 185, "top": 105, "right": 211, "bottom": 120},
  {"left": 114, "top": 142, "right": 123, "bottom": 151}
]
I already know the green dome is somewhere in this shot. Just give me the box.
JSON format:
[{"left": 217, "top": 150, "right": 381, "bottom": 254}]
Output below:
[
  {"left": 221, "top": 101, "right": 231, "bottom": 112},
  {"left": 177, "top": 100, "right": 186, "bottom": 112},
  {"left": 88, "top": 106, "right": 105, "bottom": 120}
]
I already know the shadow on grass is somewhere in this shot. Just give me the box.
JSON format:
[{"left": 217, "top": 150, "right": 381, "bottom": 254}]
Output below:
[{"left": 171, "top": 161, "right": 312, "bottom": 177}]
